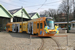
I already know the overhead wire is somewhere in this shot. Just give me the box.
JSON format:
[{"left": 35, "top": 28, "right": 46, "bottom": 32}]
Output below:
[
  {"left": 0, "top": 0, "right": 61, "bottom": 8},
  {"left": 0, "top": 0, "right": 21, "bottom": 7},
  {"left": 24, "top": 1, "right": 61, "bottom": 8},
  {"left": 19, "top": 0, "right": 27, "bottom": 3},
  {"left": 30, "top": 0, "right": 61, "bottom": 12},
  {"left": 0, "top": 0, "right": 61, "bottom": 12},
  {"left": 36, "top": 0, "right": 47, "bottom": 10},
  {"left": 30, "top": 0, "right": 47, "bottom": 12},
  {"left": 10, "top": 0, "right": 26, "bottom": 5}
]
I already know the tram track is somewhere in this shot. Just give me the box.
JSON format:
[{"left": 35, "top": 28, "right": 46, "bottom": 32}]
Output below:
[
  {"left": 38, "top": 37, "right": 61, "bottom": 50},
  {"left": 38, "top": 38, "right": 44, "bottom": 50},
  {"left": 51, "top": 37, "right": 61, "bottom": 50}
]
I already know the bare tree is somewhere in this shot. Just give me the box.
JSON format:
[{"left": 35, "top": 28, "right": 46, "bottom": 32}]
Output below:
[
  {"left": 40, "top": 10, "right": 49, "bottom": 17},
  {"left": 57, "top": 0, "right": 74, "bottom": 21},
  {"left": 48, "top": 9, "right": 57, "bottom": 17},
  {"left": 40, "top": 9, "right": 57, "bottom": 21},
  {"left": 58, "top": 0, "right": 73, "bottom": 14}
]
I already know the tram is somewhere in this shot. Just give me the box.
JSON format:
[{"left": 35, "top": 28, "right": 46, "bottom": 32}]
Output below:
[{"left": 6, "top": 17, "right": 57, "bottom": 36}]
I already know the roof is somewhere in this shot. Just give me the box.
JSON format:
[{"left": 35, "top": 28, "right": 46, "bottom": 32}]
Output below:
[
  {"left": 71, "top": 20, "right": 75, "bottom": 23},
  {"left": 40, "top": 15, "right": 46, "bottom": 17},
  {"left": 9, "top": 8, "right": 22, "bottom": 15},
  {"left": 0, "top": 4, "right": 12, "bottom": 18},
  {"left": 55, "top": 22, "right": 71, "bottom": 24},
  {"left": 29, "top": 12, "right": 36, "bottom": 17},
  {"left": 9, "top": 8, "right": 30, "bottom": 19},
  {"left": 22, "top": 8, "right": 30, "bottom": 19}
]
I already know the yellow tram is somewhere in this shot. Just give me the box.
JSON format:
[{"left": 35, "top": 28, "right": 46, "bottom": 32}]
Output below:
[{"left": 6, "top": 17, "right": 57, "bottom": 36}]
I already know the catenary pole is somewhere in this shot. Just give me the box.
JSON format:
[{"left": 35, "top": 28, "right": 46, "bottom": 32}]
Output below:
[
  {"left": 73, "top": 0, "right": 75, "bottom": 19},
  {"left": 21, "top": 6, "right": 23, "bottom": 32},
  {"left": 67, "top": 0, "right": 69, "bottom": 33}
]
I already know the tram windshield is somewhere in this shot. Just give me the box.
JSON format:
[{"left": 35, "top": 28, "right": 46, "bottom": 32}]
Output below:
[{"left": 46, "top": 18, "right": 54, "bottom": 29}]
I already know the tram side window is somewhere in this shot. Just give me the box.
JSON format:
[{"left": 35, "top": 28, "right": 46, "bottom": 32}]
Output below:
[
  {"left": 40, "top": 23, "right": 42, "bottom": 29},
  {"left": 44, "top": 21, "right": 46, "bottom": 27},
  {"left": 20, "top": 25, "right": 21, "bottom": 28},
  {"left": 27, "top": 25, "right": 28, "bottom": 28},
  {"left": 73, "top": 24, "right": 74, "bottom": 27},
  {"left": 37, "top": 23, "right": 39, "bottom": 29}
]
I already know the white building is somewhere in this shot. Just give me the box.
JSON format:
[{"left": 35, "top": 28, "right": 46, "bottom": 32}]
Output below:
[{"left": 55, "top": 20, "right": 75, "bottom": 30}]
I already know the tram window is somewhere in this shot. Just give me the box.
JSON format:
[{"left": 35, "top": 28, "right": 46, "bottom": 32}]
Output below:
[
  {"left": 37, "top": 23, "right": 39, "bottom": 29},
  {"left": 20, "top": 25, "right": 21, "bottom": 28},
  {"left": 44, "top": 21, "right": 46, "bottom": 27},
  {"left": 73, "top": 24, "right": 74, "bottom": 27},
  {"left": 27, "top": 25, "right": 28, "bottom": 28},
  {"left": 40, "top": 23, "right": 42, "bottom": 29}
]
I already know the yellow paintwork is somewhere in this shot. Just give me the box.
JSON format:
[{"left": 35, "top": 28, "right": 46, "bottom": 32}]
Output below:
[
  {"left": 54, "top": 25, "right": 59, "bottom": 34},
  {"left": 44, "top": 26, "right": 49, "bottom": 33},
  {"left": 6, "top": 17, "right": 57, "bottom": 36},
  {"left": 23, "top": 22, "right": 28, "bottom": 33}
]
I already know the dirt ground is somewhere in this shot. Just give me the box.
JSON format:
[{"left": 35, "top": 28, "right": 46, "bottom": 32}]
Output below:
[{"left": 0, "top": 31, "right": 75, "bottom": 50}]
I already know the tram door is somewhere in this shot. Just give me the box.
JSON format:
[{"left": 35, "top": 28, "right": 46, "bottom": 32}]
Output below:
[
  {"left": 28, "top": 22, "right": 33, "bottom": 34},
  {"left": 37, "top": 21, "right": 40, "bottom": 35},
  {"left": 12, "top": 24, "right": 20, "bottom": 32},
  {"left": 39, "top": 21, "right": 44, "bottom": 36},
  {"left": 28, "top": 23, "right": 30, "bottom": 34},
  {"left": 12, "top": 24, "right": 15, "bottom": 32}
]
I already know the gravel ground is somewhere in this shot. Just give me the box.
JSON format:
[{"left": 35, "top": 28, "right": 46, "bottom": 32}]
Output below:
[{"left": 0, "top": 31, "right": 75, "bottom": 50}]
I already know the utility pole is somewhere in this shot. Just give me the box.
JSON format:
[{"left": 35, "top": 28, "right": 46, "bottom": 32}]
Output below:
[
  {"left": 73, "top": 0, "right": 75, "bottom": 20},
  {"left": 67, "top": 0, "right": 69, "bottom": 33},
  {"left": 21, "top": 6, "right": 23, "bottom": 32},
  {"left": 57, "top": 9, "right": 59, "bottom": 22}
]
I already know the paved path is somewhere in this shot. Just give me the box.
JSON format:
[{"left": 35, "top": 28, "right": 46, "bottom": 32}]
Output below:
[{"left": 0, "top": 31, "right": 75, "bottom": 50}]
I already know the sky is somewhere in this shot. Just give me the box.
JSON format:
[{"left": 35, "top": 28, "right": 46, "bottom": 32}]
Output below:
[{"left": 0, "top": 0, "right": 62, "bottom": 13}]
